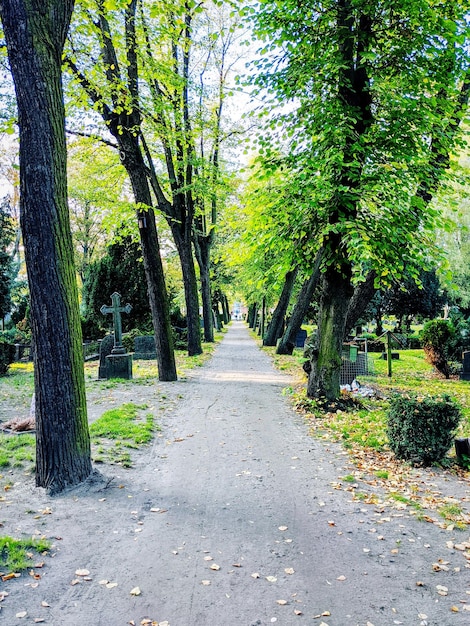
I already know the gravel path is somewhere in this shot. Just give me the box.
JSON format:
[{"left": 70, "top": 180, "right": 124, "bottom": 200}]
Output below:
[{"left": 0, "top": 321, "right": 469, "bottom": 626}]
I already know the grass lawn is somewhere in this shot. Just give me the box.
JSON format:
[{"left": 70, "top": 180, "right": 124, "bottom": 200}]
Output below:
[
  {"left": 265, "top": 344, "right": 470, "bottom": 528},
  {"left": 0, "top": 329, "right": 227, "bottom": 473}
]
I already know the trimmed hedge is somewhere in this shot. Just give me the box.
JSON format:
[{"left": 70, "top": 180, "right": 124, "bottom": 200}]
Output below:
[{"left": 386, "top": 392, "right": 461, "bottom": 465}]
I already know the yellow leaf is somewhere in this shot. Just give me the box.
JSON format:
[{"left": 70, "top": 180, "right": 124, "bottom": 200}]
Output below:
[{"left": 210, "top": 564, "right": 220, "bottom": 571}]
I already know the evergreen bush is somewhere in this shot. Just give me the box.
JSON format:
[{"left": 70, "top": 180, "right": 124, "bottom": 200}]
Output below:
[
  {"left": 420, "top": 318, "right": 456, "bottom": 378},
  {"left": 0, "top": 339, "right": 15, "bottom": 376},
  {"left": 386, "top": 392, "right": 461, "bottom": 465}
]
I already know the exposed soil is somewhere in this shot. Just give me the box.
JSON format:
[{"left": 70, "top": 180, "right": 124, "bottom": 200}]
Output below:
[{"left": 0, "top": 322, "right": 469, "bottom": 626}]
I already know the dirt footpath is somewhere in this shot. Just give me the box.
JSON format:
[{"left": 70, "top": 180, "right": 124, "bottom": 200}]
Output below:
[{"left": 0, "top": 321, "right": 469, "bottom": 626}]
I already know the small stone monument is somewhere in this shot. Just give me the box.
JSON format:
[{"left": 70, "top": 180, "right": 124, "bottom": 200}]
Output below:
[
  {"left": 460, "top": 351, "right": 470, "bottom": 381},
  {"left": 100, "top": 292, "right": 133, "bottom": 379},
  {"left": 134, "top": 335, "right": 157, "bottom": 360},
  {"left": 98, "top": 334, "right": 115, "bottom": 379}
]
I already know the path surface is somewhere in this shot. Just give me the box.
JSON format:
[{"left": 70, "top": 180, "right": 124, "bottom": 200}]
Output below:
[{"left": 1, "top": 322, "right": 469, "bottom": 625}]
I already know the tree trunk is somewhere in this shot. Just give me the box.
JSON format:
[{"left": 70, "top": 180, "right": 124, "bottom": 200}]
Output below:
[
  {"left": 264, "top": 267, "right": 299, "bottom": 347},
  {"left": 223, "top": 295, "right": 230, "bottom": 324},
  {"left": 277, "top": 252, "right": 322, "bottom": 355},
  {"left": 171, "top": 226, "right": 202, "bottom": 355},
  {"left": 0, "top": 0, "right": 92, "bottom": 493},
  {"left": 344, "top": 270, "right": 377, "bottom": 337},
  {"left": 116, "top": 130, "right": 177, "bottom": 381},
  {"left": 307, "top": 266, "right": 354, "bottom": 399},
  {"left": 248, "top": 303, "right": 256, "bottom": 328},
  {"left": 194, "top": 235, "right": 214, "bottom": 342}
]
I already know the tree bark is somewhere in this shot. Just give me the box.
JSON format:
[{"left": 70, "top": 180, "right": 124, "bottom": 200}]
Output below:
[
  {"left": 344, "top": 270, "right": 377, "bottom": 337},
  {"left": 110, "top": 127, "right": 177, "bottom": 381},
  {"left": 277, "top": 252, "right": 322, "bottom": 355},
  {"left": 194, "top": 235, "right": 214, "bottom": 342},
  {"left": 307, "top": 265, "right": 354, "bottom": 399},
  {"left": 263, "top": 267, "right": 298, "bottom": 347},
  {"left": 0, "top": 0, "right": 92, "bottom": 493}
]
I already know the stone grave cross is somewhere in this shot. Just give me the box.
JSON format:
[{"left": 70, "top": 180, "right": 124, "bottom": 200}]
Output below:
[{"left": 100, "top": 292, "right": 132, "bottom": 355}]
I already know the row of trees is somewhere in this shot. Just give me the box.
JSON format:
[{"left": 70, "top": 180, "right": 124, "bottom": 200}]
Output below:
[
  {"left": 0, "top": 0, "right": 241, "bottom": 493},
  {"left": 1, "top": 0, "right": 469, "bottom": 492},
  {"left": 232, "top": 0, "right": 470, "bottom": 399}
]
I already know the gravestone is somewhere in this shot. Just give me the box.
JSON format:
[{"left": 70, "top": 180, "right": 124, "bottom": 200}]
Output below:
[
  {"left": 100, "top": 292, "right": 133, "bottom": 379},
  {"left": 295, "top": 328, "right": 307, "bottom": 348},
  {"left": 460, "top": 351, "right": 470, "bottom": 381},
  {"left": 134, "top": 335, "right": 157, "bottom": 360},
  {"left": 98, "top": 334, "right": 115, "bottom": 379}
]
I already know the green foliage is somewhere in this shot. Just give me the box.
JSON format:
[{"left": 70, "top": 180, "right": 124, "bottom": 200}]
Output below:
[
  {"left": 386, "top": 392, "right": 461, "bottom": 465},
  {"left": 82, "top": 236, "right": 152, "bottom": 338},
  {"left": 0, "top": 536, "right": 50, "bottom": 574},
  {"left": 0, "top": 198, "right": 17, "bottom": 320},
  {"left": 420, "top": 318, "right": 456, "bottom": 378}
]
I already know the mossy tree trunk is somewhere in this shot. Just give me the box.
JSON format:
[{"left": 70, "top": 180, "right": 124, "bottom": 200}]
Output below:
[{"left": 0, "top": 0, "right": 92, "bottom": 493}]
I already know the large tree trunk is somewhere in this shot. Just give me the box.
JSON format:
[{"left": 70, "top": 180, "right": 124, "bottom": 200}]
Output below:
[
  {"left": 114, "top": 129, "right": 177, "bottom": 381},
  {"left": 263, "top": 267, "right": 298, "bottom": 347},
  {"left": 307, "top": 265, "right": 354, "bottom": 399},
  {"left": 277, "top": 252, "right": 322, "bottom": 355},
  {"left": 1, "top": 0, "right": 92, "bottom": 493},
  {"left": 194, "top": 235, "right": 214, "bottom": 343}
]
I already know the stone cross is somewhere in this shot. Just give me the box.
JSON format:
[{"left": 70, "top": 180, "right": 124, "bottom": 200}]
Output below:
[{"left": 100, "top": 292, "right": 132, "bottom": 355}]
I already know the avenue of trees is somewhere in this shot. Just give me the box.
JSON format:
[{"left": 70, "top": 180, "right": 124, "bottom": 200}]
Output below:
[{"left": 0, "top": 0, "right": 469, "bottom": 491}]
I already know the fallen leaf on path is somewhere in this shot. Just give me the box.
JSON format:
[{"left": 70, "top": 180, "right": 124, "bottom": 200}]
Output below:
[
  {"left": 337, "top": 575, "right": 346, "bottom": 581},
  {"left": 41, "top": 601, "right": 50, "bottom": 607},
  {"left": 201, "top": 580, "right": 211, "bottom": 585},
  {"left": 75, "top": 569, "right": 90, "bottom": 576},
  {"left": 232, "top": 563, "right": 242, "bottom": 568},
  {"left": 294, "top": 610, "right": 303, "bottom": 615},
  {"left": 284, "top": 568, "right": 295, "bottom": 575},
  {"left": 278, "top": 526, "right": 288, "bottom": 531},
  {"left": 210, "top": 564, "right": 220, "bottom": 571},
  {"left": 70, "top": 579, "right": 81, "bottom": 586},
  {"left": 204, "top": 556, "right": 213, "bottom": 561},
  {"left": 451, "top": 606, "right": 459, "bottom": 612},
  {"left": 99, "top": 579, "right": 109, "bottom": 585},
  {"left": 34, "top": 619, "right": 45, "bottom": 623},
  {"left": 277, "top": 600, "right": 288, "bottom": 605},
  {"left": 16, "top": 611, "right": 27, "bottom": 618},
  {"left": 251, "top": 573, "right": 260, "bottom": 579},
  {"left": 106, "top": 582, "right": 118, "bottom": 589},
  {"left": 436, "top": 585, "right": 448, "bottom": 596},
  {"left": 130, "top": 587, "right": 141, "bottom": 596},
  {"left": 266, "top": 576, "right": 277, "bottom": 583}
]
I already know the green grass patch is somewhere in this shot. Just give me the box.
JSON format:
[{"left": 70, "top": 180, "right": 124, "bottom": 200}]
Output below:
[
  {"left": 0, "top": 433, "right": 35, "bottom": 469},
  {"left": 90, "top": 403, "right": 158, "bottom": 467},
  {"left": 0, "top": 536, "right": 50, "bottom": 574}
]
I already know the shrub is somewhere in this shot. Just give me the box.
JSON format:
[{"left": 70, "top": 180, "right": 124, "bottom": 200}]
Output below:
[
  {"left": 386, "top": 392, "right": 461, "bottom": 465},
  {"left": 420, "top": 318, "right": 456, "bottom": 378},
  {"left": 0, "top": 339, "right": 15, "bottom": 376}
]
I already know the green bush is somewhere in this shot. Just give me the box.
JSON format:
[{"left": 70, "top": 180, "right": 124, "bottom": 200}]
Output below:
[
  {"left": 122, "top": 328, "right": 144, "bottom": 353},
  {"left": 420, "top": 318, "right": 456, "bottom": 378},
  {"left": 0, "top": 339, "right": 15, "bottom": 376},
  {"left": 386, "top": 392, "right": 461, "bottom": 465}
]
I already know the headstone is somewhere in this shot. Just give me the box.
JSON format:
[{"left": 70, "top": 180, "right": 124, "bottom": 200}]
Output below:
[
  {"left": 100, "top": 292, "right": 133, "bottom": 379},
  {"left": 98, "top": 334, "right": 115, "bottom": 379},
  {"left": 460, "top": 351, "right": 470, "bottom": 380},
  {"left": 100, "top": 292, "right": 132, "bottom": 355},
  {"left": 295, "top": 328, "right": 307, "bottom": 348},
  {"left": 134, "top": 335, "right": 157, "bottom": 360}
]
